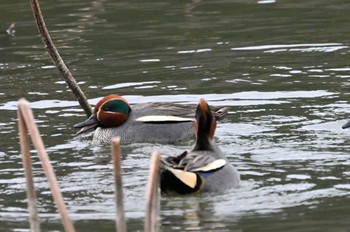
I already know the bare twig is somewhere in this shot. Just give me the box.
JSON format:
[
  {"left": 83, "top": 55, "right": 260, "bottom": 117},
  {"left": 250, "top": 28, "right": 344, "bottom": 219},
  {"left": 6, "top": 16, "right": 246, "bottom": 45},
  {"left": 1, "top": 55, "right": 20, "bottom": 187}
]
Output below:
[
  {"left": 111, "top": 137, "right": 127, "bottom": 232},
  {"left": 29, "top": 0, "right": 92, "bottom": 117},
  {"left": 144, "top": 151, "right": 160, "bottom": 232},
  {"left": 18, "top": 100, "right": 41, "bottom": 232},
  {"left": 18, "top": 98, "right": 76, "bottom": 232}
]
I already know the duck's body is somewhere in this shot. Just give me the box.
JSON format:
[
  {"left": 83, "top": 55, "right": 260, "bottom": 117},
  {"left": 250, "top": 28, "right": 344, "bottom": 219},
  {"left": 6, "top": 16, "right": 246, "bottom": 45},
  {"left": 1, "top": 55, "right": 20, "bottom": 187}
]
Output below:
[
  {"left": 93, "top": 103, "right": 195, "bottom": 144},
  {"left": 160, "top": 99, "right": 240, "bottom": 195},
  {"left": 74, "top": 95, "right": 228, "bottom": 144}
]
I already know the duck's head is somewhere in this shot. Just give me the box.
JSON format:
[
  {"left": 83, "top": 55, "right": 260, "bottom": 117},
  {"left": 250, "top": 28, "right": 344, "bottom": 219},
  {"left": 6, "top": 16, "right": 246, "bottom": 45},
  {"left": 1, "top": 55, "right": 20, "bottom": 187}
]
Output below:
[
  {"left": 193, "top": 98, "right": 216, "bottom": 149},
  {"left": 74, "top": 95, "right": 131, "bottom": 135}
]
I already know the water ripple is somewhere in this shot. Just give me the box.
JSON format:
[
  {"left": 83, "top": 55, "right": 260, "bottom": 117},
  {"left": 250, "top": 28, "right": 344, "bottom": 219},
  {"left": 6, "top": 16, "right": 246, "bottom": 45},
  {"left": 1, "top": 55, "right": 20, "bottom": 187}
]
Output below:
[{"left": 231, "top": 43, "right": 347, "bottom": 53}]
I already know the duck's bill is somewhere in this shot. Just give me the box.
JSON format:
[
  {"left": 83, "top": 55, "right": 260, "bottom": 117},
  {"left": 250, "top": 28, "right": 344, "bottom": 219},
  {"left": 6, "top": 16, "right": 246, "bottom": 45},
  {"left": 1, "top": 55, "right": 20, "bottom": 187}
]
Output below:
[
  {"left": 74, "top": 114, "right": 99, "bottom": 135},
  {"left": 342, "top": 120, "right": 350, "bottom": 129}
]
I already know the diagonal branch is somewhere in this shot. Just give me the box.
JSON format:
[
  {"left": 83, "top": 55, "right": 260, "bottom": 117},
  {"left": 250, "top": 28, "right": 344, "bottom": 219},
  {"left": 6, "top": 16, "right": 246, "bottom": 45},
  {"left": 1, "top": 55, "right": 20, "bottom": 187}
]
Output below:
[{"left": 29, "top": 0, "right": 92, "bottom": 117}]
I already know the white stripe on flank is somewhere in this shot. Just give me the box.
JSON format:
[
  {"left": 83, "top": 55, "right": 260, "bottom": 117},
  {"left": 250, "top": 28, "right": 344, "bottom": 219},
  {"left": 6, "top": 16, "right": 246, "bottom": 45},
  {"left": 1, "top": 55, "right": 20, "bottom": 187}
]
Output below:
[
  {"left": 192, "top": 159, "right": 227, "bottom": 172},
  {"left": 136, "top": 115, "right": 194, "bottom": 122}
]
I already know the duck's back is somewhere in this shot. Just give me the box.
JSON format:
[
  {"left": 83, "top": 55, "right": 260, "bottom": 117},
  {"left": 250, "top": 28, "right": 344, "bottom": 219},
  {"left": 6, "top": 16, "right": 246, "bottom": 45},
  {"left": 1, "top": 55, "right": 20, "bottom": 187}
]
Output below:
[
  {"left": 131, "top": 102, "right": 196, "bottom": 118},
  {"left": 201, "top": 159, "right": 240, "bottom": 193},
  {"left": 182, "top": 150, "right": 240, "bottom": 193}
]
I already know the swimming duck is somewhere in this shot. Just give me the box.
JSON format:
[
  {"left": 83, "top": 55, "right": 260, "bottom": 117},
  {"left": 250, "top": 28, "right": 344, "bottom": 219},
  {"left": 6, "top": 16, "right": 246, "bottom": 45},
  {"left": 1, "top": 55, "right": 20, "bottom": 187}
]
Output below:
[
  {"left": 74, "top": 95, "right": 228, "bottom": 144},
  {"left": 159, "top": 98, "right": 240, "bottom": 195}
]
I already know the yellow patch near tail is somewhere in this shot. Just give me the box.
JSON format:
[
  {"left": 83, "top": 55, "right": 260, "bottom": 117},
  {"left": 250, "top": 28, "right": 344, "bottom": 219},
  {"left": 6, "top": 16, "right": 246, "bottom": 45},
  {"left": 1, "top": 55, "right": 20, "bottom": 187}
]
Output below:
[
  {"left": 192, "top": 159, "right": 227, "bottom": 172},
  {"left": 169, "top": 168, "right": 197, "bottom": 189}
]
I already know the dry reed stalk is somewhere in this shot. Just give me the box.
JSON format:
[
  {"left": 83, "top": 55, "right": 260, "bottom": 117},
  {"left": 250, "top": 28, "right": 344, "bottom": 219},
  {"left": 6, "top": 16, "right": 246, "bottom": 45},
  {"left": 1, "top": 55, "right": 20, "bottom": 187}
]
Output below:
[
  {"left": 112, "top": 137, "right": 127, "bottom": 232},
  {"left": 17, "top": 98, "right": 75, "bottom": 232},
  {"left": 144, "top": 151, "right": 160, "bottom": 232},
  {"left": 18, "top": 100, "right": 41, "bottom": 232}
]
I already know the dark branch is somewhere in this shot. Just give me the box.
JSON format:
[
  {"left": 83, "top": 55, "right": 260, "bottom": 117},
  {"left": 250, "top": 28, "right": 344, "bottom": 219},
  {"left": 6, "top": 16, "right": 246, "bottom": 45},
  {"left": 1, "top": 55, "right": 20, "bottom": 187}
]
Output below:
[{"left": 29, "top": 0, "right": 92, "bottom": 117}]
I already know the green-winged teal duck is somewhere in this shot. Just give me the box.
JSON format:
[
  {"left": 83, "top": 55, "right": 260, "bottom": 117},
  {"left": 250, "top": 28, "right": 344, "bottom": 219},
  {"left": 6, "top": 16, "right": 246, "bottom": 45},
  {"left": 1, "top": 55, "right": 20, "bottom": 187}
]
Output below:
[
  {"left": 74, "top": 95, "right": 228, "bottom": 144},
  {"left": 160, "top": 98, "right": 240, "bottom": 195}
]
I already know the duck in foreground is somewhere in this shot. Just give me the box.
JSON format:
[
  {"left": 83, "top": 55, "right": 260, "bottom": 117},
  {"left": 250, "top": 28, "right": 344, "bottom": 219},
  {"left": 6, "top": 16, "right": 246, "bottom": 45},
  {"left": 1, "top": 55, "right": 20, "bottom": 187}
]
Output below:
[
  {"left": 74, "top": 95, "right": 228, "bottom": 144},
  {"left": 160, "top": 98, "right": 240, "bottom": 195}
]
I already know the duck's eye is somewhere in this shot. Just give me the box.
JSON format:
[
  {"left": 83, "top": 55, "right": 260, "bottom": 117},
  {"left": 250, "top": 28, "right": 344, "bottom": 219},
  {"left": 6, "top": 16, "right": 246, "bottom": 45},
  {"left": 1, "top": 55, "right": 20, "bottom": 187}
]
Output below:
[{"left": 103, "top": 106, "right": 111, "bottom": 111}]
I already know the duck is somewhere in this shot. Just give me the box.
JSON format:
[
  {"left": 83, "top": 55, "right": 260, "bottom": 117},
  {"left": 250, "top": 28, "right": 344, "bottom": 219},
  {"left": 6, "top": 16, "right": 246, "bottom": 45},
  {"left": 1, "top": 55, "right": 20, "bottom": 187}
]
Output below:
[
  {"left": 74, "top": 95, "right": 228, "bottom": 144},
  {"left": 159, "top": 98, "right": 240, "bottom": 195}
]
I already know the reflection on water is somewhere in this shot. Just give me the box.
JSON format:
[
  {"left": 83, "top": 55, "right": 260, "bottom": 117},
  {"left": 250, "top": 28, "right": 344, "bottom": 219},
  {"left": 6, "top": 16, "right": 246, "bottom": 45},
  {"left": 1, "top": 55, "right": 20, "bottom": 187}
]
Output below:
[{"left": 1, "top": 0, "right": 350, "bottom": 231}]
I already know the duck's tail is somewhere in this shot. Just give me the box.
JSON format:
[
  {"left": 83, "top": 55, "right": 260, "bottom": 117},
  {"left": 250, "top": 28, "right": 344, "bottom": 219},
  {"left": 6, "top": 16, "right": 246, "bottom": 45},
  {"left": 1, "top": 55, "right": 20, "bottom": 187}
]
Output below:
[
  {"left": 160, "top": 158, "right": 202, "bottom": 195},
  {"left": 212, "top": 106, "right": 229, "bottom": 121}
]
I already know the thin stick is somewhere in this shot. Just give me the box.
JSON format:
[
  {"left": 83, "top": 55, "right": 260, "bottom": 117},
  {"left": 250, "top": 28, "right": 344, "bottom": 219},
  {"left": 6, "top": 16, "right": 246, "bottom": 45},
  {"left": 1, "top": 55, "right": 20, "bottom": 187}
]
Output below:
[
  {"left": 29, "top": 0, "right": 92, "bottom": 117},
  {"left": 18, "top": 102, "right": 41, "bottom": 232},
  {"left": 144, "top": 151, "right": 160, "bottom": 232},
  {"left": 18, "top": 98, "right": 76, "bottom": 232},
  {"left": 111, "top": 137, "right": 127, "bottom": 232}
]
